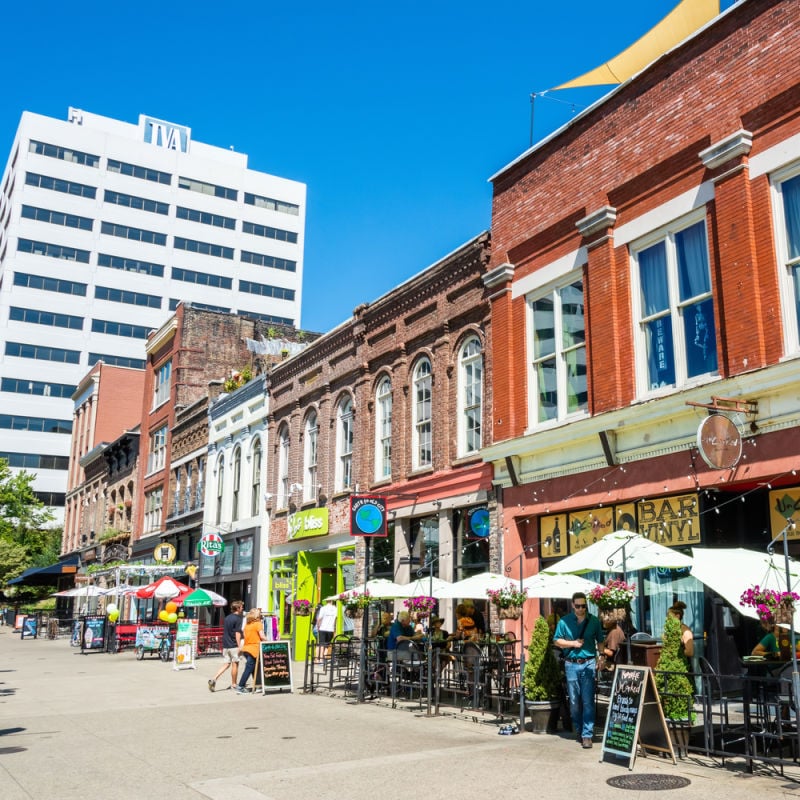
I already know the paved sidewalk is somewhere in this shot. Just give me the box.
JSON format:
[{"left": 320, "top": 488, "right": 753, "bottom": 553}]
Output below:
[{"left": 0, "top": 627, "right": 798, "bottom": 799}]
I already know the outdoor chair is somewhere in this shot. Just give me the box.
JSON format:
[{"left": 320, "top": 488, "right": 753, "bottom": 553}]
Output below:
[{"left": 698, "top": 656, "right": 746, "bottom": 761}]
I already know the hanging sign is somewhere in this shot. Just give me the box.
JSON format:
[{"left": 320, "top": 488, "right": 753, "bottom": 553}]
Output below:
[
  {"left": 349, "top": 495, "right": 388, "bottom": 537},
  {"left": 696, "top": 414, "right": 742, "bottom": 469},
  {"left": 153, "top": 542, "right": 176, "bottom": 563},
  {"left": 466, "top": 506, "right": 491, "bottom": 539},
  {"left": 198, "top": 532, "right": 225, "bottom": 557}
]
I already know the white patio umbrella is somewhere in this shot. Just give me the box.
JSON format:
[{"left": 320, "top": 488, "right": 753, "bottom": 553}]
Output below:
[
  {"left": 543, "top": 530, "right": 694, "bottom": 575},
  {"left": 52, "top": 585, "right": 105, "bottom": 598},
  {"left": 326, "top": 578, "right": 410, "bottom": 601},
  {"left": 396, "top": 576, "right": 453, "bottom": 598},
  {"left": 436, "top": 571, "right": 518, "bottom": 600},
  {"left": 691, "top": 547, "right": 800, "bottom": 628},
  {"left": 523, "top": 572, "right": 603, "bottom": 599}
]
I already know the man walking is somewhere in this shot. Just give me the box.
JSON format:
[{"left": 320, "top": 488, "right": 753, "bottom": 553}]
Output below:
[
  {"left": 554, "top": 592, "right": 604, "bottom": 749},
  {"left": 208, "top": 600, "right": 244, "bottom": 692}
]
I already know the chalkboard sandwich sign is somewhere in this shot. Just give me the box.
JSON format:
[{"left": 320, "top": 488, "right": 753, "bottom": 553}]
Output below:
[
  {"left": 259, "top": 641, "right": 294, "bottom": 693},
  {"left": 600, "top": 665, "right": 675, "bottom": 769}
]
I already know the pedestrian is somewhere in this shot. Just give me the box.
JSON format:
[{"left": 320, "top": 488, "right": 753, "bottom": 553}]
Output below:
[
  {"left": 236, "top": 608, "right": 268, "bottom": 694},
  {"left": 208, "top": 600, "right": 244, "bottom": 692},
  {"left": 315, "top": 599, "right": 338, "bottom": 663},
  {"left": 554, "top": 591, "right": 604, "bottom": 749}
]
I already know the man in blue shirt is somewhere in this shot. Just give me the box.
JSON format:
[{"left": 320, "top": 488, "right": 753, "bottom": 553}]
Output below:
[
  {"left": 554, "top": 592, "right": 604, "bottom": 749},
  {"left": 387, "top": 611, "right": 422, "bottom": 661}
]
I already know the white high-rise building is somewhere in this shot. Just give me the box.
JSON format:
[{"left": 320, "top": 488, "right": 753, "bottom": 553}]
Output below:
[{"left": 0, "top": 108, "right": 306, "bottom": 520}]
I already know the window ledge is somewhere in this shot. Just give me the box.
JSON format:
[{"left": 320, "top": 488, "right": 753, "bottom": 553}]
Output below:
[
  {"left": 452, "top": 453, "right": 482, "bottom": 467},
  {"left": 409, "top": 466, "right": 434, "bottom": 478}
]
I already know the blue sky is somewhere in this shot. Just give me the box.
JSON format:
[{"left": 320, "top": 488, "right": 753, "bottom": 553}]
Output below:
[{"left": 1, "top": 0, "right": 736, "bottom": 333}]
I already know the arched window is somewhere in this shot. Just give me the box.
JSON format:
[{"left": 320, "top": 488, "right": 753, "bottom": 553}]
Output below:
[
  {"left": 251, "top": 437, "right": 262, "bottom": 517},
  {"left": 458, "top": 337, "right": 483, "bottom": 455},
  {"left": 412, "top": 358, "right": 432, "bottom": 469},
  {"left": 277, "top": 425, "right": 290, "bottom": 508},
  {"left": 336, "top": 396, "right": 353, "bottom": 492},
  {"left": 215, "top": 456, "right": 224, "bottom": 525},
  {"left": 374, "top": 377, "right": 392, "bottom": 480},
  {"left": 232, "top": 447, "right": 242, "bottom": 522},
  {"left": 303, "top": 412, "right": 318, "bottom": 502}
]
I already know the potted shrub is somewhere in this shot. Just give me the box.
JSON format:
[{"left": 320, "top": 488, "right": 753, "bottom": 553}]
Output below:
[
  {"left": 654, "top": 614, "right": 696, "bottom": 757},
  {"left": 522, "top": 616, "right": 563, "bottom": 733}
]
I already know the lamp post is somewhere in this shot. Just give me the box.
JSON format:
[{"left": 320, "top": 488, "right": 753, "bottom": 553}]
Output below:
[
  {"left": 505, "top": 551, "right": 527, "bottom": 728},
  {"left": 767, "top": 521, "right": 800, "bottom": 727},
  {"left": 413, "top": 551, "right": 440, "bottom": 717}
]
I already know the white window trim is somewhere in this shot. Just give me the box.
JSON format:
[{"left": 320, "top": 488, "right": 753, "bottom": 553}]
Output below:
[
  {"left": 303, "top": 413, "right": 318, "bottom": 502},
  {"left": 152, "top": 359, "right": 172, "bottom": 410},
  {"left": 629, "top": 208, "right": 716, "bottom": 400},
  {"left": 250, "top": 436, "right": 262, "bottom": 517},
  {"left": 374, "top": 377, "right": 392, "bottom": 481},
  {"left": 525, "top": 271, "right": 588, "bottom": 432},
  {"left": 457, "top": 337, "right": 482, "bottom": 457},
  {"left": 412, "top": 359, "right": 432, "bottom": 470},
  {"left": 335, "top": 397, "right": 353, "bottom": 492},
  {"left": 770, "top": 161, "right": 800, "bottom": 356},
  {"left": 277, "top": 427, "right": 290, "bottom": 508}
]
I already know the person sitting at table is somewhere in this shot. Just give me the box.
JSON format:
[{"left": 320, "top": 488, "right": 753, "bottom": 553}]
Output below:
[
  {"left": 450, "top": 603, "right": 479, "bottom": 642},
  {"left": 752, "top": 618, "right": 780, "bottom": 657},
  {"left": 387, "top": 611, "right": 422, "bottom": 662},
  {"left": 598, "top": 618, "right": 626, "bottom": 673},
  {"left": 463, "top": 599, "right": 486, "bottom": 636},
  {"left": 668, "top": 601, "right": 694, "bottom": 664},
  {"left": 427, "top": 614, "right": 450, "bottom": 645},
  {"left": 370, "top": 611, "right": 392, "bottom": 639}
]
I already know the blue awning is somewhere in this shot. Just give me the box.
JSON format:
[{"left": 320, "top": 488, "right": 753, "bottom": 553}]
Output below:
[{"left": 7, "top": 554, "right": 80, "bottom": 586}]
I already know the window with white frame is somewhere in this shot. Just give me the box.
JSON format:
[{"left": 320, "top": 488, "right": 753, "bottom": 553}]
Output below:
[
  {"left": 153, "top": 359, "right": 171, "bottom": 408},
  {"left": 336, "top": 397, "right": 353, "bottom": 491},
  {"left": 195, "top": 457, "right": 204, "bottom": 508},
  {"left": 773, "top": 169, "right": 800, "bottom": 352},
  {"left": 530, "top": 278, "right": 587, "bottom": 424},
  {"left": 232, "top": 447, "right": 241, "bottom": 522},
  {"left": 458, "top": 337, "right": 483, "bottom": 455},
  {"left": 215, "top": 456, "right": 224, "bottom": 525},
  {"left": 251, "top": 438, "right": 262, "bottom": 517},
  {"left": 143, "top": 487, "right": 163, "bottom": 534},
  {"left": 173, "top": 467, "right": 181, "bottom": 516},
  {"left": 147, "top": 425, "right": 168, "bottom": 473},
  {"left": 184, "top": 463, "right": 192, "bottom": 514},
  {"left": 303, "top": 412, "right": 318, "bottom": 502},
  {"left": 375, "top": 377, "right": 392, "bottom": 480},
  {"left": 278, "top": 426, "right": 290, "bottom": 508},
  {"left": 412, "top": 359, "right": 432, "bottom": 469},
  {"left": 632, "top": 215, "right": 717, "bottom": 392}
]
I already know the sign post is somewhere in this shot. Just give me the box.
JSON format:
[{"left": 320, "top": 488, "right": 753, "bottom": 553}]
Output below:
[{"left": 600, "top": 665, "right": 675, "bottom": 769}]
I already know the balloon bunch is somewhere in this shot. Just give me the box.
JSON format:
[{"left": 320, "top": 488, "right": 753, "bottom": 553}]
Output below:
[
  {"left": 158, "top": 601, "right": 179, "bottom": 625},
  {"left": 106, "top": 603, "right": 120, "bottom": 623}
]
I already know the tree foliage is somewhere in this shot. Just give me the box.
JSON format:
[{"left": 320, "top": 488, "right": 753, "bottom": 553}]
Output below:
[
  {"left": 0, "top": 459, "right": 59, "bottom": 589},
  {"left": 654, "top": 614, "right": 696, "bottom": 722}
]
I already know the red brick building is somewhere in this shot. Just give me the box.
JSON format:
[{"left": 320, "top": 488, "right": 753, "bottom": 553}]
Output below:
[
  {"left": 63, "top": 362, "right": 145, "bottom": 558},
  {"left": 482, "top": 0, "right": 800, "bottom": 658},
  {"left": 265, "top": 233, "right": 493, "bottom": 655},
  {"left": 132, "top": 304, "right": 257, "bottom": 561}
]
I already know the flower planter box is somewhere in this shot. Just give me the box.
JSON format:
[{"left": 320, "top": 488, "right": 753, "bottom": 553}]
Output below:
[
  {"left": 498, "top": 605, "right": 522, "bottom": 620},
  {"left": 294, "top": 607, "right": 311, "bottom": 617},
  {"left": 598, "top": 607, "right": 627, "bottom": 626},
  {"left": 344, "top": 607, "right": 364, "bottom": 619}
]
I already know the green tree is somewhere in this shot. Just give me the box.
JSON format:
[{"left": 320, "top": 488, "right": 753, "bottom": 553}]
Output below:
[
  {"left": 0, "top": 459, "right": 58, "bottom": 587},
  {"left": 654, "top": 615, "right": 696, "bottom": 722}
]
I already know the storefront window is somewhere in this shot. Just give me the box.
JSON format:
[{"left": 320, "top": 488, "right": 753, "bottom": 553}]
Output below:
[
  {"left": 216, "top": 540, "right": 233, "bottom": 576},
  {"left": 198, "top": 551, "right": 215, "bottom": 578},
  {"left": 411, "top": 515, "right": 439, "bottom": 576},
  {"left": 371, "top": 524, "right": 395, "bottom": 579},
  {"left": 454, "top": 507, "right": 489, "bottom": 580},
  {"left": 237, "top": 536, "right": 253, "bottom": 572}
]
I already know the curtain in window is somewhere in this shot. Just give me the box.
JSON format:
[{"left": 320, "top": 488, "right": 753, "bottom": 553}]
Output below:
[
  {"left": 675, "top": 222, "right": 710, "bottom": 300},
  {"left": 639, "top": 243, "right": 669, "bottom": 316},
  {"left": 784, "top": 175, "right": 800, "bottom": 260}
]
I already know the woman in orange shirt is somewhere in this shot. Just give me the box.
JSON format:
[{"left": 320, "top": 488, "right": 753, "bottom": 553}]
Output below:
[{"left": 236, "top": 608, "right": 267, "bottom": 694}]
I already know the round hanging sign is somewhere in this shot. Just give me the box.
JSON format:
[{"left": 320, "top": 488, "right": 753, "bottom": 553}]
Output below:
[
  {"left": 199, "top": 532, "right": 225, "bottom": 557},
  {"left": 696, "top": 413, "right": 742, "bottom": 470}
]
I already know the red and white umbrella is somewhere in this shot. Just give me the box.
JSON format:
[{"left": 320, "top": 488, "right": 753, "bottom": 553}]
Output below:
[{"left": 135, "top": 576, "right": 191, "bottom": 600}]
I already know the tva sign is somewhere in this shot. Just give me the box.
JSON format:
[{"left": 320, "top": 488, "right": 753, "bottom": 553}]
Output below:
[{"left": 142, "top": 116, "right": 190, "bottom": 152}]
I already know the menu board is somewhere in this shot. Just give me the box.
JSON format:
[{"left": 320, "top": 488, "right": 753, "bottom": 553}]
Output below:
[
  {"left": 21, "top": 616, "right": 38, "bottom": 639},
  {"left": 600, "top": 665, "right": 674, "bottom": 769},
  {"left": 81, "top": 616, "right": 107, "bottom": 653},
  {"left": 259, "top": 641, "right": 293, "bottom": 693},
  {"left": 173, "top": 619, "right": 198, "bottom": 671}
]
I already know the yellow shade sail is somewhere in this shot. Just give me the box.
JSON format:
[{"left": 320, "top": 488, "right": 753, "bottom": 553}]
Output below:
[{"left": 553, "top": 0, "right": 720, "bottom": 89}]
